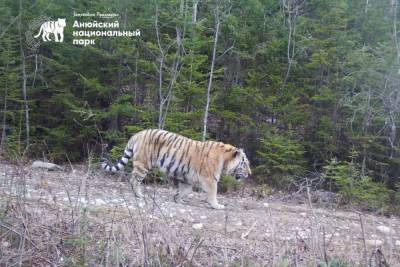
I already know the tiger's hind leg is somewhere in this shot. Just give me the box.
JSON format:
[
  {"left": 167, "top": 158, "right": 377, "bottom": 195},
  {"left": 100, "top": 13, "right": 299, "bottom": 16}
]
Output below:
[
  {"left": 130, "top": 160, "right": 148, "bottom": 198},
  {"left": 45, "top": 32, "right": 51, "bottom": 41},
  {"left": 174, "top": 181, "right": 192, "bottom": 203}
]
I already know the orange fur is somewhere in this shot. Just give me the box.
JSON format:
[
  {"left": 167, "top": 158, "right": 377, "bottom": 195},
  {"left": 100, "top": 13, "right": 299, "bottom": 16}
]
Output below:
[{"left": 102, "top": 129, "right": 251, "bottom": 209}]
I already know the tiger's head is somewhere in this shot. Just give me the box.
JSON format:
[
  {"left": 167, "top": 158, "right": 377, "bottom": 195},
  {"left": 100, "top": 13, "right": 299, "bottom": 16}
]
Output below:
[
  {"left": 226, "top": 148, "right": 251, "bottom": 181},
  {"left": 57, "top": 18, "right": 66, "bottom": 27}
]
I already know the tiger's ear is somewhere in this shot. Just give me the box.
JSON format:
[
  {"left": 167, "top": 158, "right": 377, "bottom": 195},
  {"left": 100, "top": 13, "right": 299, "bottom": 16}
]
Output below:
[{"left": 234, "top": 148, "right": 243, "bottom": 158}]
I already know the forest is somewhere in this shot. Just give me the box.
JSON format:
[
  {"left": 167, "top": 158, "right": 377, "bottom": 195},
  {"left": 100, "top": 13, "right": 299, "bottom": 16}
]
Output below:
[
  {"left": 0, "top": 0, "right": 400, "bottom": 215},
  {"left": 2, "top": 0, "right": 400, "bottom": 266}
]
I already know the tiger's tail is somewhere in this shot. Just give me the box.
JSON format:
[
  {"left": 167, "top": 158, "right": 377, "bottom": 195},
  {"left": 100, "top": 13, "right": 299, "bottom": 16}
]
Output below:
[
  {"left": 102, "top": 145, "right": 134, "bottom": 172},
  {"left": 34, "top": 25, "right": 43, "bottom": 38}
]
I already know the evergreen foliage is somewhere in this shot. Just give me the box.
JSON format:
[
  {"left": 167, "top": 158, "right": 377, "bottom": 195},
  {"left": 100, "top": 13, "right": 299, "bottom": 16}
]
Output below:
[
  {"left": 323, "top": 153, "right": 392, "bottom": 212},
  {"left": 0, "top": 0, "right": 399, "bottom": 212},
  {"left": 256, "top": 128, "right": 306, "bottom": 188}
]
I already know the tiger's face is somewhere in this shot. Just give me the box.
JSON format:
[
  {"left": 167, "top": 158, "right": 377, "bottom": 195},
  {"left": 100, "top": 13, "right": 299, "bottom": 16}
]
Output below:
[
  {"left": 227, "top": 148, "right": 251, "bottom": 181},
  {"left": 57, "top": 18, "right": 66, "bottom": 27}
]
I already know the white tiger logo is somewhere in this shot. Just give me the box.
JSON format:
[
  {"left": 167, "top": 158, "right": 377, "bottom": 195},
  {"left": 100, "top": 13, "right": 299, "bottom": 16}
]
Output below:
[{"left": 34, "top": 18, "right": 66, "bottom": 42}]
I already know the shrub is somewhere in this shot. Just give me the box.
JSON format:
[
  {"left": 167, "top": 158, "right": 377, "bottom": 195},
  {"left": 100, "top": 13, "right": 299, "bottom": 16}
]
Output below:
[
  {"left": 323, "top": 157, "right": 391, "bottom": 211},
  {"left": 252, "top": 184, "right": 273, "bottom": 199},
  {"left": 255, "top": 128, "right": 306, "bottom": 188},
  {"left": 218, "top": 175, "right": 242, "bottom": 193}
]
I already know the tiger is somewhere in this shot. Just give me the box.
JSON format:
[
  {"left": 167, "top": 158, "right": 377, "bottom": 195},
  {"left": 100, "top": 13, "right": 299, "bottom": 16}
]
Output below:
[
  {"left": 34, "top": 18, "right": 66, "bottom": 42},
  {"left": 102, "top": 129, "right": 251, "bottom": 209}
]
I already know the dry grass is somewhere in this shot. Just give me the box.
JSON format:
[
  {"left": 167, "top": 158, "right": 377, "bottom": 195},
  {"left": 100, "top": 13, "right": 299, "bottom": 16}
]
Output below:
[{"left": 0, "top": 159, "right": 399, "bottom": 266}]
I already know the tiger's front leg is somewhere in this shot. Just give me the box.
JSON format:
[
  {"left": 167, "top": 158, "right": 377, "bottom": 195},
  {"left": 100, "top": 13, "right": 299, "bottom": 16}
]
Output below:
[
  {"left": 203, "top": 178, "right": 225, "bottom": 209},
  {"left": 54, "top": 32, "right": 59, "bottom": 42}
]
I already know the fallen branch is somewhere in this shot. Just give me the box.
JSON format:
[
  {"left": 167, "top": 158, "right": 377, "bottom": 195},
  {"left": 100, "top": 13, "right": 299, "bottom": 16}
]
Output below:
[
  {"left": 241, "top": 220, "right": 258, "bottom": 239},
  {"left": 358, "top": 212, "right": 368, "bottom": 267}
]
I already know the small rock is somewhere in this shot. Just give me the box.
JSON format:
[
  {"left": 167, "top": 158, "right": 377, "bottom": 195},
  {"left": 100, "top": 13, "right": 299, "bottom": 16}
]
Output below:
[
  {"left": 226, "top": 227, "right": 236, "bottom": 233},
  {"left": 78, "top": 197, "right": 87, "bottom": 204},
  {"left": 366, "top": 239, "right": 383, "bottom": 246},
  {"left": 31, "top": 160, "right": 63, "bottom": 171},
  {"left": 298, "top": 231, "right": 308, "bottom": 239},
  {"left": 263, "top": 203, "right": 269, "bottom": 208},
  {"left": 377, "top": 225, "right": 393, "bottom": 234},
  {"left": 94, "top": 199, "right": 106, "bottom": 206},
  {"left": 192, "top": 223, "right": 203, "bottom": 230},
  {"left": 2, "top": 241, "right": 10, "bottom": 248},
  {"left": 395, "top": 240, "right": 400, "bottom": 247},
  {"left": 179, "top": 209, "right": 186, "bottom": 214},
  {"left": 300, "top": 212, "right": 307, "bottom": 217},
  {"left": 235, "top": 220, "right": 243, "bottom": 226},
  {"left": 200, "top": 215, "right": 207, "bottom": 220},
  {"left": 325, "top": 234, "right": 332, "bottom": 239}
]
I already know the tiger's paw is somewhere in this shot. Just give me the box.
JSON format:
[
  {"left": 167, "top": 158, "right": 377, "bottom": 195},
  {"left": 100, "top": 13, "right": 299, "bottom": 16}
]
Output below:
[
  {"left": 173, "top": 194, "right": 181, "bottom": 203},
  {"left": 210, "top": 203, "right": 225, "bottom": 210},
  {"left": 131, "top": 185, "right": 143, "bottom": 198},
  {"left": 134, "top": 189, "right": 144, "bottom": 199},
  {"left": 174, "top": 194, "right": 188, "bottom": 204}
]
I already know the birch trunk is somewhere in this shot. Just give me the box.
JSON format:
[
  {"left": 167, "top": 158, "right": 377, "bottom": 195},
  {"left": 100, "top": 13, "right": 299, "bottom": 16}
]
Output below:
[
  {"left": 202, "top": 4, "right": 220, "bottom": 141},
  {"left": 193, "top": 0, "right": 198, "bottom": 23},
  {"left": 1, "top": 64, "right": 8, "bottom": 152},
  {"left": 18, "top": 0, "right": 29, "bottom": 149}
]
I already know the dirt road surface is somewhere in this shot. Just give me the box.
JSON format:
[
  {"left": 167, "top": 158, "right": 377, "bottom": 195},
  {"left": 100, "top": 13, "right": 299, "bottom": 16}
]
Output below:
[{"left": 1, "top": 161, "right": 399, "bottom": 266}]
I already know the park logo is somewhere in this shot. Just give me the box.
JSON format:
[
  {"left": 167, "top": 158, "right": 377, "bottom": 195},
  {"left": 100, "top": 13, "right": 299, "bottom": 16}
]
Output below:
[
  {"left": 26, "top": 14, "right": 139, "bottom": 49},
  {"left": 34, "top": 18, "right": 66, "bottom": 42},
  {"left": 26, "top": 16, "right": 66, "bottom": 51}
]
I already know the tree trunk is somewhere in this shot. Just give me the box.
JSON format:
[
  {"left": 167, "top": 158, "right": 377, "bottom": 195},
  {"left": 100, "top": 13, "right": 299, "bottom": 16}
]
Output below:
[
  {"left": 18, "top": 0, "right": 29, "bottom": 149},
  {"left": 193, "top": 0, "right": 198, "bottom": 23},
  {"left": 202, "top": 4, "right": 220, "bottom": 141},
  {"left": 282, "top": 0, "right": 298, "bottom": 90},
  {"left": 155, "top": 5, "right": 165, "bottom": 129},
  {"left": 156, "top": 3, "right": 185, "bottom": 129},
  {"left": 1, "top": 63, "right": 9, "bottom": 152}
]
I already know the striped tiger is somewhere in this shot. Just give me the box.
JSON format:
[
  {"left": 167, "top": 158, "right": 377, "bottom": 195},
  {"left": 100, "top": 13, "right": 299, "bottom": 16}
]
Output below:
[
  {"left": 34, "top": 18, "right": 66, "bottom": 42},
  {"left": 102, "top": 129, "right": 251, "bottom": 209}
]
